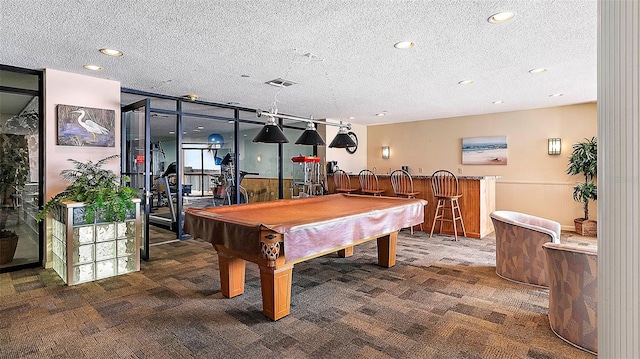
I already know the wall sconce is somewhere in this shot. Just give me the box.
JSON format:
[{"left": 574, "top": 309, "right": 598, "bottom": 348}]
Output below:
[
  {"left": 382, "top": 146, "right": 390, "bottom": 159},
  {"left": 548, "top": 138, "right": 561, "bottom": 155}
]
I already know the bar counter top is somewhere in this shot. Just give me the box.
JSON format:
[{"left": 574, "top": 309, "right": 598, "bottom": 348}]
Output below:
[
  {"left": 327, "top": 172, "right": 497, "bottom": 238},
  {"left": 370, "top": 174, "right": 500, "bottom": 180}
]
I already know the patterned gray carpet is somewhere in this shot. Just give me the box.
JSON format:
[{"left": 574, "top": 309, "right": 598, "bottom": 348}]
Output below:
[{"left": 0, "top": 229, "right": 595, "bottom": 358}]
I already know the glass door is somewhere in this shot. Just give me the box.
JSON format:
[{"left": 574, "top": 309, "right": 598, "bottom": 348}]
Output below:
[
  {"left": 121, "top": 99, "right": 150, "bottom": 261},
  {"left": 0, "top": 66, "right": 43, "bottom": 272}
]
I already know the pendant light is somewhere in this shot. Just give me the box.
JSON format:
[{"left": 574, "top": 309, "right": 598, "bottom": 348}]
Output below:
[
  {"left": 328, "top": 125, "right": 356, "bottom": 148},
  {"left": 294, "top": 122, "right": 325, "bottom": 146},
  {"left": 253, "top": 51, "right": 357, "bottom": 148},
  {"left": 252, "top": 115, "right": 289, "bottom": 143}
]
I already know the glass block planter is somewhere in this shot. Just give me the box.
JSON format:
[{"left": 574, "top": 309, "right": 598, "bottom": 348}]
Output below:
[{"left": 50, "top": 199, "right": 141, "bottom": 285}]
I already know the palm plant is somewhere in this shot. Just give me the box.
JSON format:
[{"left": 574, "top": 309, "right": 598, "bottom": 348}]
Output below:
[
  {"left": 37, "top": 155, "right": 138, "bottom": 223},
  {"left": 566, "top": 137, "right": 597, "bottom": 220}
]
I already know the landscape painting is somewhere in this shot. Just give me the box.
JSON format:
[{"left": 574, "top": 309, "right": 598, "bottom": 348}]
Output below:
[
  {"left": 462, "top": 136, "right": 507, "bottom": 165},
  {"left": 57, "top": 104, "right": 115, "bottom": 147}
]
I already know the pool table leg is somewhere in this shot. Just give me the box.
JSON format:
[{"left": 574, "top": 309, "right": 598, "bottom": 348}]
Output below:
[
  {"left": 337, "top": 246, "right": 354, "bottom": 257},
  {"left": 259, "top": 264, "right": 293, "bottom": 320},
  {"left": 218, "top": 252, "right": 246, "bottom": 297},
  {"left": 377, "top": 231, "right": 398, "bottom": 268}
]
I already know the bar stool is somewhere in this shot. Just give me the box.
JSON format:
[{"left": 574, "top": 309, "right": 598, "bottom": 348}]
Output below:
[
  {"left": 358, "top": 169, "right": 385, "bottom": 196},
  {"left": 390, "top": 169, "right": 424, "bottom": 234},
  {"left": 429, "top": 169, "right": 466, "bottom": 240},
  {"left": 333, "top": 169, "right": 356, "bottom": 194}
]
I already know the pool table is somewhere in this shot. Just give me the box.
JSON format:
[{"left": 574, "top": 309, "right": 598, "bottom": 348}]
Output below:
[{"left": 183, "top": 193, "right": 427, "bottom": 320}]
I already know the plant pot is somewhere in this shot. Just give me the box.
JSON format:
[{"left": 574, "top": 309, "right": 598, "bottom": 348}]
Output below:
[
  {"left": 50, "top": 200, "right": 141, "bottom": 285},
  {"left": 0, "top": 233, "right": 19, "bottom": 265},
  {"left": 574, "top": 218, "right": 597, "bottom": 237}
]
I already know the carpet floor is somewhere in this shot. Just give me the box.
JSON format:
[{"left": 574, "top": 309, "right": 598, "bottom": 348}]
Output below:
[{"left": 0, "top": 229, "right": 596, "bottom": 359}]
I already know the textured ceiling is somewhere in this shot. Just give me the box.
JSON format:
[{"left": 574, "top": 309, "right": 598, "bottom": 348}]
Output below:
[{"left": 0, "top": 0, "right": 597, "bottom": 126}]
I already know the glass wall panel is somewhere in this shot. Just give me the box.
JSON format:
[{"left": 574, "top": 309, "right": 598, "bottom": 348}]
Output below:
[
  {"left": 149, "top": 98, "right": 177, "bottom": 112},
  {"left": 121, "top": 92, "right": 147, "bottom": 107},
  {"left": 237, "top": 121, "right": 279, "bottom": 203},
  {"left": 0, "top": 69, "right": 39, "bottom": 91},
  {"left": 282, "top": 124, "right": 315, "bottom": 198},
  {"left": 182, "top": 102, "right": 234, "bottom": 119},
  {"left": 1, "top": 69, "right": 41, "bottom": 271},
  {"left": 148, "top": 113, "right": 178, "bottom": 231},
  {"left": 181, "top": 115, "right": 234, "bottom": 207},
  {"left": 238, "top": 110, "right": 257, "bottom": 121},
  {"left": 120, "top": 92, "right": 330, "bottom": 252}
]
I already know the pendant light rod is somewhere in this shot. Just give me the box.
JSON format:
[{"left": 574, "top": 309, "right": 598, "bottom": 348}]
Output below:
[{"left": 256, "top": 110, "right": 351, "bottom": 130}]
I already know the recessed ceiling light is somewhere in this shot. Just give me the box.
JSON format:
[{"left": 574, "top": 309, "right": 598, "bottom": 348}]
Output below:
[
  {"left": 193, "top": 129, "right": 200, "bottom": 132},
  {"left": 228, "top": 120, "right": 234, "bottom": 123},
  {"left": 348, "top": 116, "right": 355, "bottom": 120},
  {"left": 183, "top": 131, "right": 187, "bottom": 134},
  {"left": 83, "top": 64, "right": 102, "bottom": 71},
  {"left": 529, "top": 68, "right": 548, "bottom": 74},
  {"left": 99, "top": 48, "right": 123, "bottom": 57},
  {"left": 376, "top": 113, "right": 386, "bottom": 117},
  {"left": 197, "top": 126, "right": 204, "bottom": 130},
  {"left": 458, "top": 80, "right": 474, "bottom": 85},
  {"left": 488, "top": 11, "right": 516, "bottom": 23},
  {"left": 394, "top": 41, "right": 415, "bottom": 49},
  {"left": 493, "top": 100, "right": 504, "bottom": 104},
  {"left": 549, "top": 93, "right": 564, "bottom": 97},
  {"left": 169, "top": 131, "right": 175, "bottom": 134}
]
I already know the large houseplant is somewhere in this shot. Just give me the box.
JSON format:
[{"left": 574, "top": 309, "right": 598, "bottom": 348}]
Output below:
[
  {"left": 566, "top": 137, "right": 597, "bottom": 236},
  {"left": 37, "top": 155, "right": 138, "bottom": 223},
  {"left": 0, "top": 134, "right": 30, "bottom": 264}
]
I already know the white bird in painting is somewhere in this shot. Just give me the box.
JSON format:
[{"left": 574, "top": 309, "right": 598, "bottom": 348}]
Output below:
[{"left": 71, "top": 109, "right": 109, "bottom": 140}]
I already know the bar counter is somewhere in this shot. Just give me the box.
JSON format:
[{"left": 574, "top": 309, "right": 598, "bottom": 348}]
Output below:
[{"left": 327, "top": 173, "right": 498, "bottom": 238}]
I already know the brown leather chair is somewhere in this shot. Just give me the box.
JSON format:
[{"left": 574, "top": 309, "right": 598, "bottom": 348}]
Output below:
[
  {"left": 358, "top": 169, "right": 385, "bottom": 196},
  {"left": 490, "top": 210, "right": 561, "bottom": 287},
  {"left": 543, "top": 242, "right": 597, "bottom": 354},
  {"left": 429, "top": 170, "right": 466, "bottom": 240},
  {"left": 333, "top": 169, "right": 356, "bottom": 194},
  {"left": 390, "top": 169, "right": 424, "bottom": 234}
]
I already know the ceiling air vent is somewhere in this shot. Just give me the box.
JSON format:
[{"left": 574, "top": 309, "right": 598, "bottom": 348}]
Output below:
[{"left": 265, "top": 78, "right": 296, "bottom": 88}]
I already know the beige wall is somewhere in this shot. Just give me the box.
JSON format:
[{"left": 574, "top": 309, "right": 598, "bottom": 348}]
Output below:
[
  {"left": 44, "top": 69, "right": 121, "bottom": 200},
  {"left": 367, "top": 103, "right": 597, "bottom": 230},
  {"left": 43, "top": 69, "right": 121, "bottom": 267}
]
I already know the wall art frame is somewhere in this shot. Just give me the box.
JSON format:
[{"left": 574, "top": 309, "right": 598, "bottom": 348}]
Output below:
[
  {"left": 57, "top": 104, "right": 115, "bottom": 147},
  {"left": 462, "top": 136, "right": 507, "bottom": 165}
]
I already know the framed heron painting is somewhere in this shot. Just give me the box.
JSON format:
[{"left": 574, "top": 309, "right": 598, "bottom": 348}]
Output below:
[{"left": 57, "top": 104, "right": 115, "bottom": 147}]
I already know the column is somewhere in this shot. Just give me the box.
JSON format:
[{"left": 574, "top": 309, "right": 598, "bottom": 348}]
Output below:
[{"left": 598, "top": 0, "right": 640, "bottom": 357}]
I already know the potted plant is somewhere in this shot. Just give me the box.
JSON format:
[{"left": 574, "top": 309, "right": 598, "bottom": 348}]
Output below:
[
  {"left": 37, "top": 155, "right": 138, "bottom": 223},
  {"left": 566, "top": 137, "right": 597, "bottom": 236},
  {"left": 0, "top": 134, "right": 30, "bottom": 264}
]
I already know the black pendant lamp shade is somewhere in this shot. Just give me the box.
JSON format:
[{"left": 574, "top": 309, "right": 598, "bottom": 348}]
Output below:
[
  {"left": 328, "top": 126, "right": 356, "bottom": 148},
  {"left": 253, "top": 117, "right": 289, "bottom": 143},
  {"left": 295, "top": 122, "right": 325, "bottom": 146}
]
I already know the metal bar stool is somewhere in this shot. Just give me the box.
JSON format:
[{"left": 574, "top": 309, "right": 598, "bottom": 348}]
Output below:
[
  {"left": 358, "top": 169, "right": 385, "bottom": 196},
  {"left": 429, "top": 169, "right": 466, "bottom": 240},
  {"left": 390, "top": 169, "right": 424, "bottom": 234}
]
